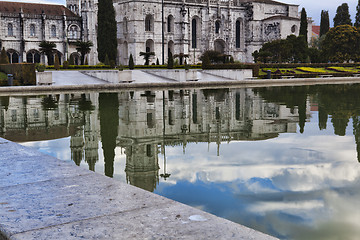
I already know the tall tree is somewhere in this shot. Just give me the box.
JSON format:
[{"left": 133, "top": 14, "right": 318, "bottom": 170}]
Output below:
[
  {"left": 334, "top": 3, "right": 352, "bottom": 27},
  {"left": 75, "top": 40, "right": 93, "bottom": 65},
  {"left": 0, "top": 47, "right": 9, "bottom": 64},
  {"left": 320, "top": 10, "right": 330, "bottom": 37},
  {"left": 39, "top": 41, "right": 56, "bottom": 65},
  {"left": 299, "top": 8, "right": 308, "bottom": 42},
  {"left": 128, "top": 53, "right": 134, "bottom": 69},
  {"left": 322, "top": 25, "right": 360, "bottom": 62},
  {"left": 355, "top": 0, "right": 360, "bottom": 27},
  {"left": 97, "top": 0, "right": 117, "bottom": 64},
  {"left": 99, "top": 93, "right": 119, "bottom": 178}
]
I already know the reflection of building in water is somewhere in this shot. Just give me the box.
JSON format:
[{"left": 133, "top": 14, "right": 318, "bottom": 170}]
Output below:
[
  {"left": 125, "top": 144, "right": 159, "bottom": 192},
  {"left": 117, "top": 88, "right": 302, "bottom": 191},
  {"left": 0, "top": 93, "right": 100, "bottom": 170},
  {"left": 0, "top": 88, "right": 306, "bottom": 192}
]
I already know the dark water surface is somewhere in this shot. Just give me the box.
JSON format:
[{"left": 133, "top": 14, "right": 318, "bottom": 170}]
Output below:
[{"left": 1, "top": 84, "right": 360, "bottom": 239}]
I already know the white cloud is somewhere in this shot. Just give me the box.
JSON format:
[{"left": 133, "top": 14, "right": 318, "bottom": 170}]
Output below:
[
  {"left": 281, "top": 0, "right": 358, "bottom": 25},
  {"left": 3, "top": 0, "right": 65, "bottom": 5}
]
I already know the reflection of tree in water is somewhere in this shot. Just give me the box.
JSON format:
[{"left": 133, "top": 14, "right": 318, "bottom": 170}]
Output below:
[
  {"left": 99, "top": 93, "right": 119, "bottom": 178},
  {"left": 78, "top": 94, "right": 95, "bottom": 112},
  {"left": 0, "top": 96, "right": 10, "bottom": 110},
  {"left": 258, "top": 84, "right": 360, "bottom": 163},
  {"left": 41, "top": 95, "right": 58, "bottom": 110},
  {"left": 256, "top": 86, "right": 308, "bottom": 133}
]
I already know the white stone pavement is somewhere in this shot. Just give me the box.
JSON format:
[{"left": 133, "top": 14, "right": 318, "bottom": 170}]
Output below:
[
  {"left": 0, "top": 138, "right": 278, "bottom": 240},
  {"left": 51, "top": 70, "right": 228, "bottom": 85}
]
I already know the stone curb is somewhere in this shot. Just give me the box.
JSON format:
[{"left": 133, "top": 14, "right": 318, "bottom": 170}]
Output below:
[
  {"left": 1, "top": 76, "right": 360, "bottom": 95},
  {"left": 0, "top": 138, "right": 278, "bottom": 240}
]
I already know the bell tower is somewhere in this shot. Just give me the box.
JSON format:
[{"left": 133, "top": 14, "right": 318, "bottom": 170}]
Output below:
[
  {"left": 66, "top": 0, "right": 80, "bottom": 15},
  {"left": 81, "top": 0, "right": 98, "bottom": 65}
]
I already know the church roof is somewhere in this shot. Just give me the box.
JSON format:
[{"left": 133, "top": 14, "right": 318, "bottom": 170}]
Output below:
[
  {"left": 0, "top": 1, "right": 78, "bottom": 17},
  {"left": 264, "top": 15, "right": 300, "bottom": 21},
  {"left": 240, "top": 0, "right": 298, "bottom": 6}
]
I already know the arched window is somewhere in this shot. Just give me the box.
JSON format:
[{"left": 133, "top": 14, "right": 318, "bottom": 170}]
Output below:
[
  {"left": 26, "top": 50, "right": 41, "bottom": 63},
  {"left": 236, "top": 20, "right": 241, "bottom": 48},
  {"left": 167, "top": 15, "right": 174, "bottom": 33},
  {"left": 123, "top": 17, "right": 128, "bottom": 33},
  {"left": 145, "top": 15, "right": 153, "bottom": 32},
  {"left": 192, "top": 18, "right": 197, "bottom": 49},
  {"left": 68, "top": 25, "right": 79, "bottom": 39},
  {"left": 8, "top": 23, "right": 13, "bottom": 36},
  {"left": 30, "top": 24, "right": 36, "bottom": 37},
  {"left": 51, "top": 25, "right": 57, "bottom": 38},
  {"left": 215, "top": 20, "right": 220, "bottom": 34},
  {"left": 6, "top": 50, "right": 19, "bottom": 64},
  {"left": 145, "top": 39, "right": 154, "bottom": 53}
]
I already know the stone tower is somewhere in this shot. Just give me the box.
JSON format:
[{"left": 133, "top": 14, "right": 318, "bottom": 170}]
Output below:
[
  {"left": 66, "top": 0, "right": 80, "bottom": 15},
  {"left": 80, "top": 0, "right": 98, "bottom": 65}
]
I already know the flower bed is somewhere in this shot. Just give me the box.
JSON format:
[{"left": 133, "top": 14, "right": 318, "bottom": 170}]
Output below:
[
  {"left": 296, "top": 67, "right": 329, "bottom": 73},
  {"left": 327, "top": 67, "right": 360, "bottom": 73}
]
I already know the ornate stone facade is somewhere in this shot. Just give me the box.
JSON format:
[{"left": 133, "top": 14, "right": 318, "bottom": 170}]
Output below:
[
  {"left": 0, "top": 0, "right": 301, "bottom": 65},
  {"left": 115, "top": 0, "right": 301, "bottom": 64}
]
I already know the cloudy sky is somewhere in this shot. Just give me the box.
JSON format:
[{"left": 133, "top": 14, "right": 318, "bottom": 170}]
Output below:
[{"left": 3, "top": 0, "right": 359, "bottom": 25}]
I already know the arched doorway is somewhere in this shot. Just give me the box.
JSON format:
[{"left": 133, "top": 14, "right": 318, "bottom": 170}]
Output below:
[
  {"left": 70, "top": 52, "right": 80, "bottom": 65},
  {"left": 145, "top": 39, "right": 154, "bottom": 53},
  {"left": 50, "top": 51, "right": 62, "bottom": 65},
  {"left": 26, "top": 50, "right": 41, "bottom": 63},
  {"left": 6, "top": 49, "right": 19, "bottom": 63}
]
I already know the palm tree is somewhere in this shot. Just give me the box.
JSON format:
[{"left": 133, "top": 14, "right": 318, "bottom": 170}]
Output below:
[
  {"left": 139, "top": 51, "right": 155, "bottom": 65},
  {"left": 39, "top": 41, "right": 56, "bottom": 65},
  {"left": 75, "top": 41, "right": 94, "bottom": 65}
]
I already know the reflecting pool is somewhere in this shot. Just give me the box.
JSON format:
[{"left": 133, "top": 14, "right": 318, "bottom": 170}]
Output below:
[{"left": 1, "top": 84, "right": 360, "bottom": 239}]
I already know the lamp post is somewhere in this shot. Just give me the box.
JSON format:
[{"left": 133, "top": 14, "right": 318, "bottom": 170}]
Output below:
[{"left": 162, "top": 0, "right": 165, "bottom": 65}]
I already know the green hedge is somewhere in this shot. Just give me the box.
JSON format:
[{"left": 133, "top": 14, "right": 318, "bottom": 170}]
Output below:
[
  {"left": 47, "top": 65, "right": 112, "bottom": 70},
  {"left": 0, "top": 63, "right": 36, "bottom": 85},
  {"left": 133, "top": 64, "right": 202, "bottom": 69},
  {"left": 47, "top": 64, "right": 203, "bottom": 70}
]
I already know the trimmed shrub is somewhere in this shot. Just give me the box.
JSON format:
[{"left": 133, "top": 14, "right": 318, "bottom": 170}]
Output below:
[
  {"left": 54, "top": 55, "right": 60, "bottom": 70},
  {"left": 104, "top": 54, "right": 110, "bottom": 65},
  {"left": 167, "top": 52, "right": 174, "bottom": 69},
  {"left": 0, "top": 48, "right": 9, "bottom": 64},
  {"left": 35, "top": 63, "right": 46, "bottom": 72},
  {"left": 110, "top": 60, "right": 115, "bottom": 68},
  {"left": 63, "top": 61, "right": 69, "bottom": 69},
  {"left": 0, "top": 63, "right": 36, "bottom": 85},
  {"left": 129, "top": 54, "right": 134, "bottom": 70},
  {"left": 69, "top": 55, "right": 75, "bottom": 65}
]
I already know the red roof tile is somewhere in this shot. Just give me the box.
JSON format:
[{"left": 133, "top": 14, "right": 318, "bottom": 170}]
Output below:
[
  {"left": 312, "top": 25, "right": 320, "bottom": 36},
  {"left": 0, "top": 1, "right": 78, "bottom": 17}
]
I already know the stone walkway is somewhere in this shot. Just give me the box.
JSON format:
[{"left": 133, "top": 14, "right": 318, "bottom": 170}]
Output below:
[
  {"left": 0, "top": 138, "right": 277, "bottom": 240},
  {"left": 51, "top": 71, "right": 109, "bottom": 85},
  {"left": 51, "top": 70, "right": 229, "bottom": 86}
]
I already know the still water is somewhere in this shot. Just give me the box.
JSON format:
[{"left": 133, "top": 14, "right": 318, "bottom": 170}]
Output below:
[{"left": 1, "top": 84, "right": 360, "bottom": 239}]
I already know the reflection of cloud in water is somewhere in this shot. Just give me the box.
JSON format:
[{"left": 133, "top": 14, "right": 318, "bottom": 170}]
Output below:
[
  {"left": 157, "top": 131, "right": 360, "bottom": 239},
  {"left": 20, "top": 138, "right": 71, "bottom": 161}
]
